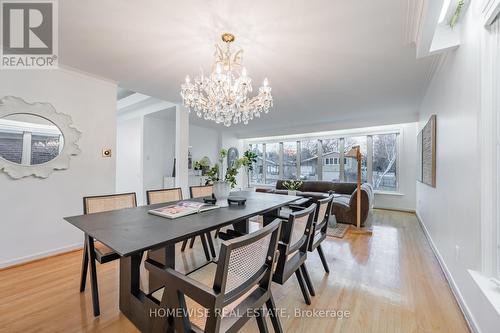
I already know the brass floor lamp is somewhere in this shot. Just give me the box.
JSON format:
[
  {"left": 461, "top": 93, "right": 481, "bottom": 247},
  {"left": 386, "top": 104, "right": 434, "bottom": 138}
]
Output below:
[{"left": 345, "top": 145, "right": 372, "bottom": 235}]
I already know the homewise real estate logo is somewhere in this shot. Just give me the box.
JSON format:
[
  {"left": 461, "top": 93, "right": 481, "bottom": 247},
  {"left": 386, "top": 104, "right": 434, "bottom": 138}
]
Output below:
[{"left": 1, "top": 0, "right": 58, "bottom": 69}]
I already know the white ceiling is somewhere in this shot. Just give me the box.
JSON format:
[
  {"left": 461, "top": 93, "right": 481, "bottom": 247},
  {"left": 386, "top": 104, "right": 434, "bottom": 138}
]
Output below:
[{"left": 59, "top": 0, "right": 436, "bottom": 137}]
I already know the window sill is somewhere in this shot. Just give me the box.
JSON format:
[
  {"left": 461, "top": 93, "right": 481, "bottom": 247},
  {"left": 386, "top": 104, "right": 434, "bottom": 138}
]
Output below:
[
  {"left": 374, "top": 191, "right": 404, "bottom": 196},
  {"left": 468, "top": 269, "right": 500, "bottom": 316},
  {"left": 250, "top": 184, "right": 403, "bottom": 196}
]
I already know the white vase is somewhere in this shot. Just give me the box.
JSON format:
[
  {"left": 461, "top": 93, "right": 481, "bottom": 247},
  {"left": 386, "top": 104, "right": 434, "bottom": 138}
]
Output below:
[
  {"left": 213, "top": 181, "right": 231, "bottom": 207},
  {"left": 287, "top": 190, "right": 297, "bottom": 196}
]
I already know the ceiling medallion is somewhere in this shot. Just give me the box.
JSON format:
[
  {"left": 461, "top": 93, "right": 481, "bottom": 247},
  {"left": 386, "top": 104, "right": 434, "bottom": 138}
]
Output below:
[{"left": 180, "top": 33, "right": 273, "bottom": 127}]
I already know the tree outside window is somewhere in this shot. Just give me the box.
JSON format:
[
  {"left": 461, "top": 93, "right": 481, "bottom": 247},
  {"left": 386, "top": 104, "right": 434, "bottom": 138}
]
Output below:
[
  {"left": 265, "top": 143, "right": 280, "bottom": 185},
  {"left": 344, "top": 136, "right": 367, "bottom": 183},
  {"left": 300, "top": 139, "right": 318, "bottom": 180},
  {"left": 283, "top": 141, "right": 297, "bottom": 179},
  {"left": 372, "top": 134, "right": 398, "bottom": 191}
]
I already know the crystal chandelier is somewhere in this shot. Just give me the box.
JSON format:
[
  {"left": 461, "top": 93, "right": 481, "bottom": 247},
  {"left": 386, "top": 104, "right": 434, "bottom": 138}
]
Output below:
[{"left": 180, "top": 33, "right": 273, "bottom": 127}]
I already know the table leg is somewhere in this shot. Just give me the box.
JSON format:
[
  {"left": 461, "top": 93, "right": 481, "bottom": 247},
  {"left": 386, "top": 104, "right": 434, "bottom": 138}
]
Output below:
[
  {"left": 147, "top": 244, "right": 175, "bottom": 292},
  {"left": 232, "top": 218, "right": 249, "bottom": 234},
  {"left": 120, "top": 252, "right": 151, "bottom": 331},
  {"left": 86, "top": 235, "right": 100, "bottom": 317},
  {"left": 263, "top": 208, "right": 280, "bottom": 227}
]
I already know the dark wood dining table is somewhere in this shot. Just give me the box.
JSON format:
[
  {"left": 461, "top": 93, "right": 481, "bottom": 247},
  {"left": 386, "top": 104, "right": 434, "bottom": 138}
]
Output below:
[{"left": 64, "top": 191, "right": 300, "bottom": 332}]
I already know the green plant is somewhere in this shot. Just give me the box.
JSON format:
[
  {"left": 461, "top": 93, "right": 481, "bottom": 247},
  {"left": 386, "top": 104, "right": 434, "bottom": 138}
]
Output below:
[
  {"left": 282, "top": 179, "right": 303, "bottom": 191},
  {"left": 205, "top": 149, "right": 245, "bottom": 188},
  {"left": 241, "top": 150, "right": 258, "bottom": 187},
  {"left": 194, "top": 157, "right": 210, "bottom": 171},
  {"left": 449, "top": 0, "right": 465, "bottom": 28},
  {"left": 243, "top": 150, "right": 258, "bottom": 171}
]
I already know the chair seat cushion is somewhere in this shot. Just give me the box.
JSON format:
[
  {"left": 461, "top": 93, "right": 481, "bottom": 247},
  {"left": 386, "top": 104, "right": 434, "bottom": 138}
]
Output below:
[{"left": 151, "top": 263, "right": 258, "bottom": 331}]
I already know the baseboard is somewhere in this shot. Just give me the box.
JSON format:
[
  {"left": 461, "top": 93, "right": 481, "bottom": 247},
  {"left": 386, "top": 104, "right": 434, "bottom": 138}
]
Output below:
[
  {"left": 415, "top": 211, "right": 481, "bottom": 333},
  {"left": 0, "top": 242, "right": 83, "bottom": 270}
]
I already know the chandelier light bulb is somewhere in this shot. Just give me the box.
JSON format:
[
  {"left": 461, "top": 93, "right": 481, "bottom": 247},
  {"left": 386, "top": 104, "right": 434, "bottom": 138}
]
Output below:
[
  {"left": 185, "top": 75, "right": 190, "bottom": 84},
  {"left": 216, "top": 63, "right": 222, "bottom": 74},
  {"left": 263, "top": 78, "right": 269, "bottom": 87},
  {"left": 242, "top": 67, "right": 247, "bottom": 77}
]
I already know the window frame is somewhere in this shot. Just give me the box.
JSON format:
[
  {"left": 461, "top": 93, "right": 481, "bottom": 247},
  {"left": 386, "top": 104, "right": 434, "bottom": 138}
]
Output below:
[
  {"left": 246, "top": 128, "right": 402, "bottom": 194},
  {"left": 0, "top": 120, "right": 63, "bottom": 167}
]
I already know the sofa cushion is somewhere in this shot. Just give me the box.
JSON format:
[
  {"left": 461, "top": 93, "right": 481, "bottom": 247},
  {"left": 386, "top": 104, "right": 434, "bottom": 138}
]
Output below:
[
  {"left": 330, "top": 182, "right": 358, "bottom": 195},
  {"left": 266, "top": 189, "right": 328, "bottom": 200},
  {"left": 332, "top": 195, "right": 350, "bottom": 208}
]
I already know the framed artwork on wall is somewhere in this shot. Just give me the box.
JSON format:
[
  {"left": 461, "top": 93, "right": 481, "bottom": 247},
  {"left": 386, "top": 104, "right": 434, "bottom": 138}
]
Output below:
[
  {"left": 417, "top": 131, "right": 423, "bottom": 182},
  {"left": 417, "top": 115, "right": 436, "bottom": 187}
]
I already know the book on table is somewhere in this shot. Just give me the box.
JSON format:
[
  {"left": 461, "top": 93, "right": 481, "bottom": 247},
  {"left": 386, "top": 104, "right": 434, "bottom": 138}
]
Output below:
[{"left": 148, "top": 200, "right": 219, "bottom": 219}]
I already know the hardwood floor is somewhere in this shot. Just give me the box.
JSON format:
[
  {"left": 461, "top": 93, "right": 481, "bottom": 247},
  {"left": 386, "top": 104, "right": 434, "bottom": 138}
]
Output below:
[{"left": 0, "top": 210, "right": 470, "bottom": 333}]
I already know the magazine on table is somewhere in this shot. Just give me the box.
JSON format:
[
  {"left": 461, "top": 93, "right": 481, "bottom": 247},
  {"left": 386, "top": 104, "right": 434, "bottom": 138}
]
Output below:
[{"left": 148, "top": 200, "right": 219, "bottom": 219}]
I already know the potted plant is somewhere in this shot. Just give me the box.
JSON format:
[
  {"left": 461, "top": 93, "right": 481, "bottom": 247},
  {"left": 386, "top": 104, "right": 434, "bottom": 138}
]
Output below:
[
  {"left": 282, "top": 179, "right": 303, "bottom": 196},
  {"left": 193, "top": 157, "right": 210, "bottom": 176},
  {"left": 205, "top": 149, "right": 246, "bottom": 207},
  {"left": 242, "top": 150, "right": 258, "bottom": 188}
]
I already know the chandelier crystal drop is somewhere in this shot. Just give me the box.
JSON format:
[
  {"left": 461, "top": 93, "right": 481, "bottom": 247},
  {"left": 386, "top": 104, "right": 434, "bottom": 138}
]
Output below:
[{"left": 180, "top": 33, "right": 273, "bottom": 127}]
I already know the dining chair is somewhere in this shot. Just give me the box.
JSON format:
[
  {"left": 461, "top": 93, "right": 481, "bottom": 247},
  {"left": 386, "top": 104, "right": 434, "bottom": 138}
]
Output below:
[
  {"left": 80, "top": 192, "right": 137, "bottom": 316},
  {"left": 273, "top": 203, "right": 317, "bottom": 305},
  {"left": 180, "top": 185, "right": 217, "bottom": 259},
  {"left": 308, "top": 194, "right": 335, "bottom": 273},
  {"left": 147, "top": 187, "right": 213, "bottom": 261},
  {"left": 145, "top": 219, "right": 283, "bottom": 333},
  {"left": 189, "top": 184, "right": 214, "bottom": 199},
  {"left": 146, "top": 187, "right": 183, "bottom": 205}
]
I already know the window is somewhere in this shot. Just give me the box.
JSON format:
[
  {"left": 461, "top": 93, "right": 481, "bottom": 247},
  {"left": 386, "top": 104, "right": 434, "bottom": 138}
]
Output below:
[
  {"left": 322, "top": 138, "right": 340, "bottom": 181},
  {"left": 372, "top": 133, "right": 398, "bottom": 191},
  {"left": 248, "top": 130, "right": 399, "bottom": 193},
  {"left": 0, "top": 118, "right": 63, "bottom": 166},
  {"left": 249, "top": 144, "right": 264, "bottom": 184},
  {"left": 265, "top": 143, "right": 280, "bottom": 185},
  {"left": 300, "top": 139, "right": 318, "bottom": 180},
  {"left": 0, "top": 131, "right": 23, "bottom": 164},
  {"left": 31, "top": 134, "right": 61, "bottom": 165},
  {"left": 282, "top": 141, "right": 297, "bottom": 179},
  {"left": 344, "top": 136, "right": 367, "bottom": 183}
]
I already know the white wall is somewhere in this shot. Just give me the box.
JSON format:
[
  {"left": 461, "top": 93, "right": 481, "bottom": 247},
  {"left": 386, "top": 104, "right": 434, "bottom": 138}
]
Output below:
[
  {"left": 116, "top": 117, "right": 143, "bottom": 204},
  {"left": 143, "top": 115, "right": 175, "bottom": 201},
  {"left": 0, "top": 68, "right": 117, "bottom": 267},
  {"left": 374, "top": 122, "right": 417, "bottom": 211},
  {"left": 189, "top": 124, "right": 219, "bottom": 166},
  {"left": 220, "top": 131, "right": 247, "bottom": 189},
  {"left": 416, "top": 4, "right": 500, "bottom": 332}
]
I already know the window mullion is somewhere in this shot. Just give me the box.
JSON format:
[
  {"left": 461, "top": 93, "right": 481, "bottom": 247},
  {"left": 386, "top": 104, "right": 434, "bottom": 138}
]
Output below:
[
  {"left": 367, "top": 135, "right": 373, "bottom": 184},
  {"left": 263, "top": 143, "right": 267, "bottom": 184},
  {"left": 296, "top": 141, "right": 300, "bottom": 179},
  {"left": 279, "top": 142, "right": 283, "bottom": 179},
  {"left": 21, "top": 131, "right": 32, "bottom": 165},
  {"left": 318, "top": 139, "right": 323, "bottom": 181},
  {"left": 339, "top": 138, "right": 345, "bottom": 181}
]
